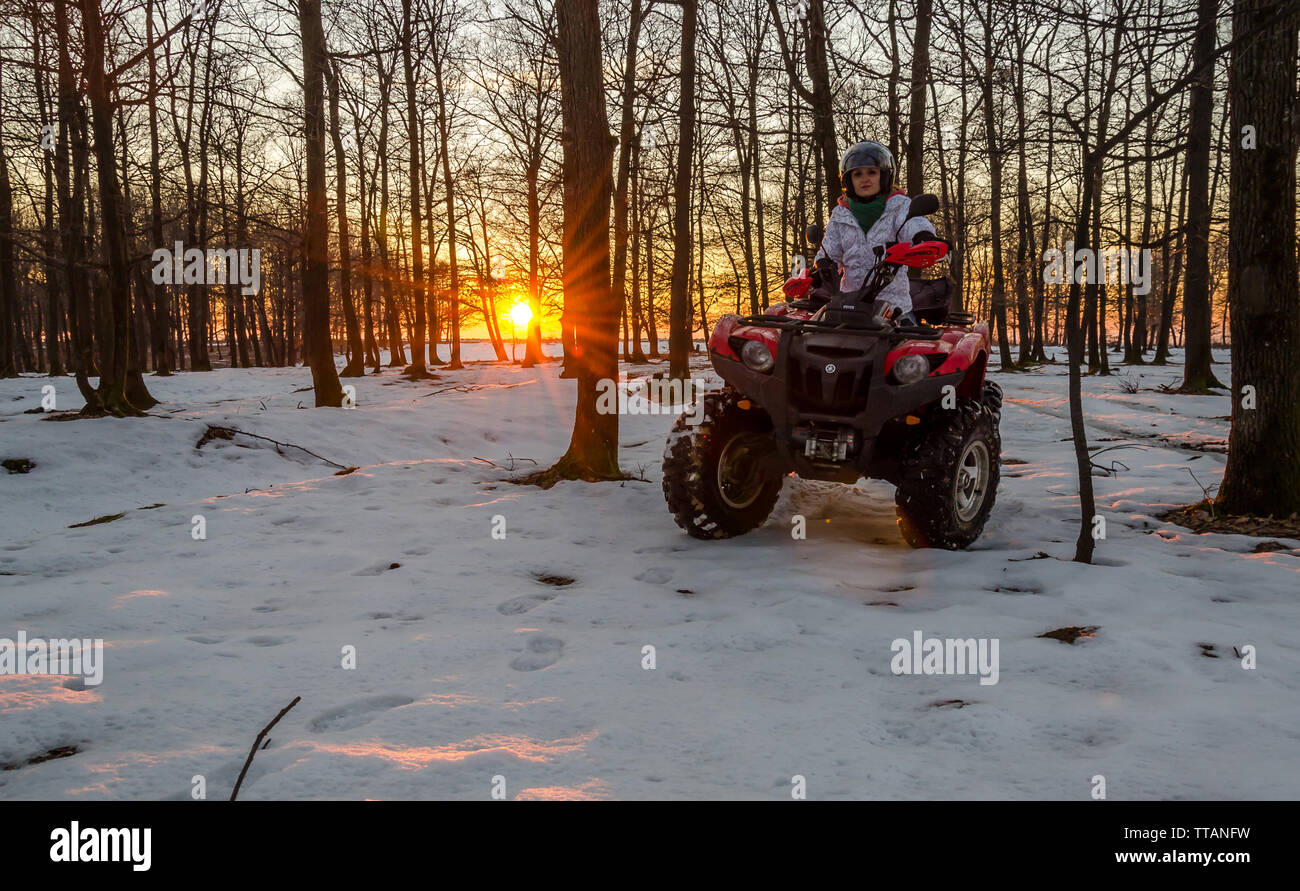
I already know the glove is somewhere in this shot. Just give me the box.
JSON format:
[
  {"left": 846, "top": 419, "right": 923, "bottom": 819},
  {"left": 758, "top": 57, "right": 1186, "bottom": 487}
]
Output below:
[
  {"left": 812, "top": 256, "right": 838, "bottom": 287},
  {"left": 911, "top": 231, "right": 952, "bottom": 249}
]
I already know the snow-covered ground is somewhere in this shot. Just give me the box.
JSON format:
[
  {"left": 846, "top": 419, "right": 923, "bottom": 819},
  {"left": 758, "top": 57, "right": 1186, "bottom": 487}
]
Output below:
[{"left": 1, "top": 343, "right": 1297, "bottom": 800}]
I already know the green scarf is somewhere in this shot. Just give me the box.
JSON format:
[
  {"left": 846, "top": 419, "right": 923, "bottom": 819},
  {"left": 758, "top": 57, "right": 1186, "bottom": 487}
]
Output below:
[{"left": 846, "top": 193, "right": 887, "bottom": 237}]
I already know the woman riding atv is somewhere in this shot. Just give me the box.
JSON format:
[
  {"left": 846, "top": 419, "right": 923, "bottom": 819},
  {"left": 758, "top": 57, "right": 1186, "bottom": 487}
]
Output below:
[{"left": 812, "top": 141, "right": 940, "bottom": 325}]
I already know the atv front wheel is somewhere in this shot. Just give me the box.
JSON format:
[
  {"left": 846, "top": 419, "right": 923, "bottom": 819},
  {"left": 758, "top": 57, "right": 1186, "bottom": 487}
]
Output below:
[
  {"left": 981, "top": 380, "right": 1003, "bottom": 419},
  {"left": 894, "top": 399, "right": 1001, "bottom": 549},
  {"left": 662, "top": 390, "right": 783, "bottom": 539}
]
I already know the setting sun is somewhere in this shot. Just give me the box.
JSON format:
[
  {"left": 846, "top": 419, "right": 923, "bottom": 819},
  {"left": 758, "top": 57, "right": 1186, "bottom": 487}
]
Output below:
[{"left": 508, "top": 302, "right": 533, "bottom": 328}]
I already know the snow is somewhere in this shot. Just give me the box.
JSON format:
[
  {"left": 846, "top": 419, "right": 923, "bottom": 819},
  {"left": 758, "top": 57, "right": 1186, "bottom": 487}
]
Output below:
[{"left": 1, "top": 343, "right": 1297, "bottom": 800}]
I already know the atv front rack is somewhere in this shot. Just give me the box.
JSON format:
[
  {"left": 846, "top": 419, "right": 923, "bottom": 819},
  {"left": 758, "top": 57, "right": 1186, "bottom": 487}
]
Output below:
[{"left": 737, "top": 313, "right": 943, "bottom": 341}]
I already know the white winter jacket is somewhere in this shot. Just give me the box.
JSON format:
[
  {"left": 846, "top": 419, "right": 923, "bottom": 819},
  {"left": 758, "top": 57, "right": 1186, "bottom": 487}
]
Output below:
[{"left": 812, "top": 191, "right": 934, "bottom": 314}]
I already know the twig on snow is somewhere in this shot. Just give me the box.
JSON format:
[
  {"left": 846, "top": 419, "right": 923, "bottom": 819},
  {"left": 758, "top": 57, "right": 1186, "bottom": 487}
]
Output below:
[
  {"left": 196, "top": 425, "right": 348, "bottom": 469},
  {"left": 230, "top": 696, "right": 301, "bottom": 802},
  {"left": 1185, "top": 467, "right": 1219, "bottom": 517},
  {"left": 421, "top": 385, "right": 481, "bottom": 398},
  {"left": 1087, "top": 443, "right": 1146, "bottom": 476}
]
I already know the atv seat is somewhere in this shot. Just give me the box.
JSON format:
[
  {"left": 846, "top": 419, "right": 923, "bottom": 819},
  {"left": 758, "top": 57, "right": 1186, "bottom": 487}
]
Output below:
[{"left": 909, "top": 276, "right": 954, "bottom": 325}]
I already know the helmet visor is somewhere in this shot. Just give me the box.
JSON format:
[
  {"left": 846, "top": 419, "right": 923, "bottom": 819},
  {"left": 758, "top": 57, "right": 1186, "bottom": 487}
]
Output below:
[{"left": 840, "top": 141, "right": 894, "bottom": 176}]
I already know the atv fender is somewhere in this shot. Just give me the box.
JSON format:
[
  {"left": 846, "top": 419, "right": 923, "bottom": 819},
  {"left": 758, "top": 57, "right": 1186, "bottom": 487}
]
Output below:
[
  {"left": 708, "top": 314, "right": 783, "bottom": 364},
  {"left": 955, "top": 351, "right": 989, "bottom": 400},
  {"left": 708, "top": 314, "right": 744, "bottom": 361},
  {"left": 933, "top": 324, "right": 990, "bottom": 400}
]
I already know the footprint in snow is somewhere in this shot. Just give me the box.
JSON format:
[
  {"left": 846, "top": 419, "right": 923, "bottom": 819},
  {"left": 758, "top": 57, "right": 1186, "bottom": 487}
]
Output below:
[
  {"left": 498, "top": 592, "right": 558, "bottom": 615},
  {"left": 635, "top": 567, "right": 673, "bottom": 584},
  {"left": 187, "top": 635, "right": 225, "bottom": 645},
  {"left": 511, "top": 636, "right": 564, "bottom": 671},
  {"left": 245, "top": 635, "right": 292, "bottom": 647},
  {"left": 308, "top": 695, "right": 415, "bottom": 732},
  {"left": 365, "top": 611, "right": 424, "bottom": 622},
  {"left": 353, "top": 560, "right": 402, "bottom": 576}
]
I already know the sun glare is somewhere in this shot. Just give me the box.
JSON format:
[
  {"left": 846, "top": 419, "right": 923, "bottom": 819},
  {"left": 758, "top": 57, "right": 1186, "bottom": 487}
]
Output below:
[{"left": 509, "top": 302, "right": 533, "bottom": 328}]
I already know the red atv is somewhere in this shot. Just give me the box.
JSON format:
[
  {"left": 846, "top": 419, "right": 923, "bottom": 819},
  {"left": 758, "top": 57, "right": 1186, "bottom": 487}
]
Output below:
[{"left": 662, "top": 194, "right": 1002, "bottom": 549}]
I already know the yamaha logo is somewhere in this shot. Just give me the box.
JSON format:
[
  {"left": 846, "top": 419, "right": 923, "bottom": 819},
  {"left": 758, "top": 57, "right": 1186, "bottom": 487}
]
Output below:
[{"left": 825, "top": 363, "right": 837, "bottom": 374}]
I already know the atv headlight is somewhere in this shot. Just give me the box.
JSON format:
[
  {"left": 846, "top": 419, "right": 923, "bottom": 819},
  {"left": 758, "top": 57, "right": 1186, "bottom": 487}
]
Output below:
[
  {"left": 741, "top": 340, "right": 774, "bottom": 373},
  {"left": 890, "top": 353, "right": 930, "bottom": 385}
]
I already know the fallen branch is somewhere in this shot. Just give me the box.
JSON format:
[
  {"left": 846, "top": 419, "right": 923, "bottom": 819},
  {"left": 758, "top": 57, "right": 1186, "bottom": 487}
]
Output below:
[
  {"left": 68, "top": 512, "right": 125, "bottom": 528},
  {"left": 230, "top": 696, "right": 301, "bottom": 802},
  {"left": 1087, "top": 443, "right": 1146, "bottom": 477},
  {"left": 196, "top": 425, "right": 348, "bottom": 469},
  {"left": 473, "top": 455, "right": 541, "bottom": 472},
  {"left": 420, "top": 380, "right": 536, "bottom": 399},
  {"left": 1087, "top": 443, "right": 1149, "bottom": 457},
  {"left": 422, "top": 384, "right": 481, "bottom": 398}
]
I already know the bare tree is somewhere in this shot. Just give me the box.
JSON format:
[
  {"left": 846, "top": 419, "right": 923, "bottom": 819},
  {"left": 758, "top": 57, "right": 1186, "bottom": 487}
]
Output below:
[
  {"left": 1217, "top": 0, "right": 1300, "bottom": 515},
  {"left": 326, "top": 58, "right": 364, "bottom": 377},
  {"left": 667, "top": 0, "right": 697, "bottom": 380},
  {"left": 299, "top": 0, "right": 344, "bottom": 406},
  {"left": 0, "top": 57, "right": 17, "bottom": 379},
  {"left": 1177, "top": 0, "right": 1226, "bottom": 392},
  {"left": 82, "top": 0, "right": 154, "bottom": 414},
  {"left": 535, "top": 0, "right": 621, "bottom": 482}
]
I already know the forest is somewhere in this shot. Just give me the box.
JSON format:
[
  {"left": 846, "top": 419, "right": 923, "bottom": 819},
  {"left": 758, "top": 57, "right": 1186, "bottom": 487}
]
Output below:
[{"left": 0, "top": 1, "right": 1285, "bottom": 374}]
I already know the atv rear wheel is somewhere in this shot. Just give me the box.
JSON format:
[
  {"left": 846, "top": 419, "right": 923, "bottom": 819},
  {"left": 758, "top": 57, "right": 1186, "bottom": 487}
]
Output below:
[
  {"left": 662, "top": 390, "right": 783, "bottom": 539},
  {"left": 894, "top": 399, "right": 1001, "bottom": 549}
]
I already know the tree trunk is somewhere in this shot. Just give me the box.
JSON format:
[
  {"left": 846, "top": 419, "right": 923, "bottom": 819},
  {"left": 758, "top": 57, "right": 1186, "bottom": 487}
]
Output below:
[
  {"left": 354, "top": 115, "right": 380, "bottom": 371},
  {"left": 189, "top": 13, "right": 216, "bottom": 372},
  {"left": 81, "top": 0, "right": 150, "bottom": 414},
  {"left": 668, "top": 0, "right": 697, "bottom": 380},
  {"left": 611, "top": 0, "right": 643, "bottom": 364},
  {"left": 328, "top": 61, "right": 364, "bottom": 377},
  {"left": 144, "top": 0, "right": 171, "bottom": 375},
  {"left": 1217, "top": 0, "right": 1300, "bottom": 515},
  {"left": 375, "top": 51, "right": 405, "bottom": 367},
  {"left": 524, "top": 166, "right": 543, "bottom": 366},
  {"left": 432, "top": 53, "right": 462, "bottom": 370},
  {"left": 768, "top": 0, "right": 837, "bottom": 209},
  {"left": 423, "top": 138, "right": 444, "bottom": 366},
  {"left": 1068, "top": 155, "right": 1102, "bottom": 562},
  {"left": 980, "top": 0, "right": 1012, "bottom": 369},
  {"left": 298, "top": 0, "right": 343, "bottom": 406},
  {"left": 1091, "top": 160, "right": 1110, "bottom": 374},
  {"left": 906, "top": 0, "right": 932, "bottom": 194},
  {"left": 401, "top": 0, "right": 427, "bottom": 376},
  {"left": 54, "top": 0, "right": 99, "bottom": 408},
  {"left": 544, "top": 0, "right": 620, "bottom": 481},
  {"left": 749, "top": 7, "right": 770, "bottom": 308},
  {"left": 1178, "top": 0, "right": 1226, "bottom": 392},
  {"left": 1154, "top": 156, "right": 1187, "bottom": 364},
  {"left": 645, "top": 204, "right": 659, "bottom": 358},
  {"left": 629, "top": 134, "right": 645, "bottom": 362},
  {"left": 0, "top": 58, "right": 18, "bottom": 379},
  {"left": 1013, "top": 26, "right": 1033, "bottom": 365}
]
